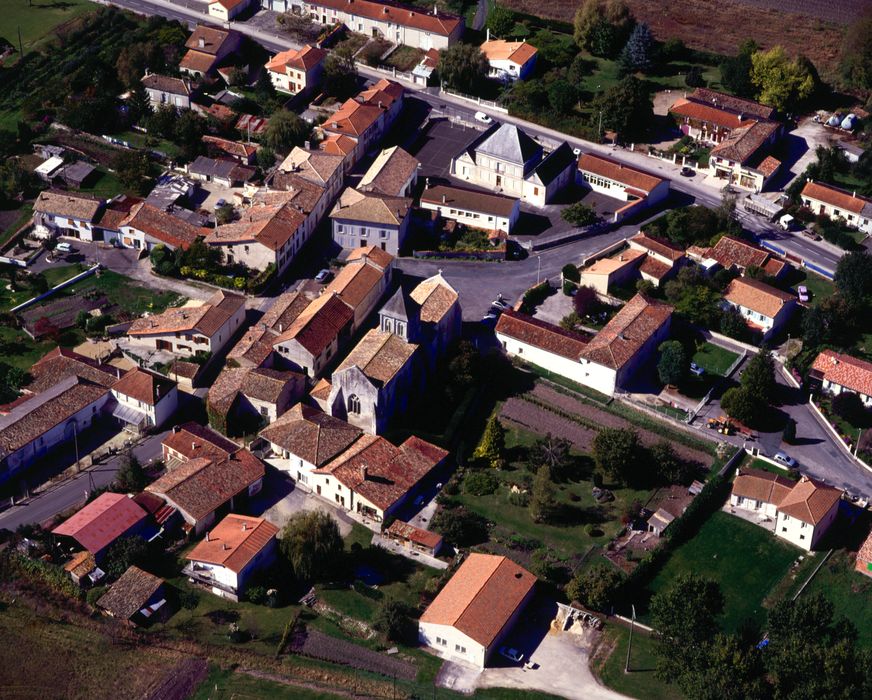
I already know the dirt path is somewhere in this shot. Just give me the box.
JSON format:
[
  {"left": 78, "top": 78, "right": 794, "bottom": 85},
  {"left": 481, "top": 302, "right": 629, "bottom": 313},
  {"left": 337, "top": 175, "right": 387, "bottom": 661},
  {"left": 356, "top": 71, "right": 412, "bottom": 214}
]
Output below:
[{"left": 526, "top": 383, "right": 712, "bottom": 466}]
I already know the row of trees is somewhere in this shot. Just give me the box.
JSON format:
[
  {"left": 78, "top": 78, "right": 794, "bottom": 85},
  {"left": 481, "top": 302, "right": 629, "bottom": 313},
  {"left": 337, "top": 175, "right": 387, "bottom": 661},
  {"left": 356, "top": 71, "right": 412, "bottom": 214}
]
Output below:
[{"left": 592, "top": 427, "right": 697, "bottom": 488}]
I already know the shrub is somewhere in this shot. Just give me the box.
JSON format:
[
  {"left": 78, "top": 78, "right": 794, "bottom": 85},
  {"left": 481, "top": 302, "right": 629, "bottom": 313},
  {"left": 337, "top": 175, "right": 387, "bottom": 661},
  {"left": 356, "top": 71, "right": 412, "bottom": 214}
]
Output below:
[
  {"left": 246, "top": 585, "right": 267, "bottom": 604},
  {"left": 463, "top": 470, "right": 499, "bottom": 496},
  {"left": 86, "top": 586, "right": 107, "bottom": 608},
  {"left": 832, "top": 391, "right": 872, "bottom": 428},
  {"left": 562, "top": 263, "right": 581, "bottom": 283}
]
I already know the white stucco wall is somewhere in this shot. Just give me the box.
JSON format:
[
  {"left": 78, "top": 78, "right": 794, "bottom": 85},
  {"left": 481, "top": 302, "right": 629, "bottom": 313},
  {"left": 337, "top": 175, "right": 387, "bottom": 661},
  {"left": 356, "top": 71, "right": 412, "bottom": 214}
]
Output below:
[
  {"left": 418, "top": 622, "right": 486, "bottom": 668},
  {"left": 802, "top": 196, "right": 872, "bottom": 234},
  {"left": 729, "top": 493, "right": 779, "bottom": 519},
  {"left": 775, "top": 504, "right": 838, "bottom": 551}
]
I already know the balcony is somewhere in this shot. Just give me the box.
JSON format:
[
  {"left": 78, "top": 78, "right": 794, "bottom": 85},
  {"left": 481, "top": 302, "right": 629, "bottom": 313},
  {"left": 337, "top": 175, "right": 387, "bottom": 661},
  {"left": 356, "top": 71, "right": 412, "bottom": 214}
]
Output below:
[{"left": 182, "top": 564, "right": 239, "bottom": 598}]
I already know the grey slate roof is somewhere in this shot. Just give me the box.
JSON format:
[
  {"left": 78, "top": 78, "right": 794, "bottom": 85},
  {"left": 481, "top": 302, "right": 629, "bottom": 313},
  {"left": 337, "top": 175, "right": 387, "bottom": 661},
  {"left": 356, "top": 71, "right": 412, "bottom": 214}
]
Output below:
[
  {"left": 475, "top": 123, "right": 542, "bottom": 166},
  {"left": 380, "top": 288, "right": 420, "bottom": 322},
  {"left": 533, "top": 142, "right": 575, "bottom": 185}
]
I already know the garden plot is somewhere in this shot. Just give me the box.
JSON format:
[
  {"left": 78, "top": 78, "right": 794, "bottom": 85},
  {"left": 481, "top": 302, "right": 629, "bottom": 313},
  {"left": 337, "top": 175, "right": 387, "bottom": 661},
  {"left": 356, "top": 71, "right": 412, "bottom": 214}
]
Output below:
[
  {"left": 289, "top": 628, "right": 417, "bottom": 680},
  {"left": 500, "top": 397, "right": 598, "bottom": 448}
]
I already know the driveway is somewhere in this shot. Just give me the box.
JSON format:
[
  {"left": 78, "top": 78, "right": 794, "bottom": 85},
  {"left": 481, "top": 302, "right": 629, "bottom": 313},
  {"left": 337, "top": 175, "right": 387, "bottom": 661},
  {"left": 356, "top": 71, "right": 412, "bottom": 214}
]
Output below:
[{"left": 254, "top": 467, "right": 355, "bottom": 536}]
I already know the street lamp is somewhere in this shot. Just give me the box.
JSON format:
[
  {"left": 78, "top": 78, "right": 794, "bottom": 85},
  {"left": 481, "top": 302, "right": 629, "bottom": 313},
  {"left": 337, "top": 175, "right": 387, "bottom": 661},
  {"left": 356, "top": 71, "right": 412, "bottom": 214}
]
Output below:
[{"left": 536, "top": 255, "right": 541, "bottom": 286}]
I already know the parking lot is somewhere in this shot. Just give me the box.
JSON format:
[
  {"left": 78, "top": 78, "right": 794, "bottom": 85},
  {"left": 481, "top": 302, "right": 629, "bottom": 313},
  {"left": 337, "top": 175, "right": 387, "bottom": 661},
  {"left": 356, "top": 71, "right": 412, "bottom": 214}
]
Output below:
[{"left": 408, "top": 117, "right": 483, "bottom": 182}]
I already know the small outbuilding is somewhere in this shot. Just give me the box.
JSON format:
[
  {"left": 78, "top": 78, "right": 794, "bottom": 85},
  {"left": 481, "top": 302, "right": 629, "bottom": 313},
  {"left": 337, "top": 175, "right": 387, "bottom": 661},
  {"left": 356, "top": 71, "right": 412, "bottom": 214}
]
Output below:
[{"left": 96, "top": 565, "right": 167, "bottom": 626}]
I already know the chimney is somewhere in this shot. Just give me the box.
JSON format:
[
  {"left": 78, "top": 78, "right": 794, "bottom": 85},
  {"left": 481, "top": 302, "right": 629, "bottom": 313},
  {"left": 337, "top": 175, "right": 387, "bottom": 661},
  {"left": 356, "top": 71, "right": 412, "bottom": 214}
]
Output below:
[
  {"left": 116, "top": 367, "right": 121, "bottom": 378},
  {"left": 205, "top": 531, "right": 210, "bottom": 541},
  {"left": 173, "top": 425, "right": 180, "bottom": 433},
  {"left": 222, "top": 543, "right": 229, "bottom": 551},
  {"left": 433, "top": 3, "right": 437, "bottom": 14},
  {"left": 198, "top": 37, "right": 205, "bottom": 48},
  {"left": 242, "top": 522, "right": 248, "bottom": 531},
  {"left": 191, "top": 441, "right": 197, "bottom": 451},
  {"left": 486, "top": 28, "right": 490, "bottom": 41},
  {"left": 442, "top": 194, "right": 446, "bottom": 203},
  {"left": 360, "top": 465, "right": 368, "bottom": 481},
  {"left": 278, "top": 323, "right": 284, "bottom": 333},
  {"left": 304, "top": 140, "right": 311, "bottom": 150},
  {"left": 156, "top": 385, "right": 161, "bottom": 399}
]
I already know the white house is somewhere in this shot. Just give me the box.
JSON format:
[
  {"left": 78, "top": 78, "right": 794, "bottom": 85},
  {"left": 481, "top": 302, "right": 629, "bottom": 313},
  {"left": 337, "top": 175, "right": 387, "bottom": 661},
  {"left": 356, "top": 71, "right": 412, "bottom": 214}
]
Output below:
[
  {"left": 451, "top": 123, "right": 575, "bottom": 206},
  {"left": 301, "top": 0, "right": 464, "bottom": 51},
  {"left": 259, "top": 403, "right": 363, "bottom": 488},
  {"left": 721, "top": 277, "right": 796, "bottom": 340},
  {"left": 497, "top": 294, "right": 673, "bottom": 397},
  {"left": 32, "top": 190, "right": 104, "bottom": 241},
  {"left": 0, "top": 376, "right": 111, "bottom": 485},
  {"left": 142, "top": 73, "right": 192, "bottom": 110},
  {"left": 118, "top": 202, "right": 205, "bottom": 252},
  {"left": 127, "top": 291, "right": 246, "bottom": 359},
  {"left": 576, "top": 153, "right": 670, "bottom": 222},
  {"left": 110, "top": 367, "right": 179, "bottom": 432},
  {"left": 419, "top": 184, "right": 520, "bottom": 234},
  {"left": 707, "top": 121, "right": 782, "bottom": 192},
  {"left": 309, "top": 434, "right": 447, "bottom": 524},
  {"left": 480, "top": 38, "right": 538, "bottom": 81},
  {"left": 265, "top": 44, "right": 327, "bottom": 96},
  {"left": 801, "top": 181, "right": 872, "bottom": 235},
  {"left": 729, "top": 470, "right": 842, "bottom": 551},
  {"left": 184, "top": 514, "right": 278, "bottom": 601},
  {"left": 208, "top": 0, "right": 252, "bottom": 22},
  {"left": 809, "top": 349, "right": 872, "bottom": 408},
  {"left": 207, "top": 367, "right": 304, "bottom": 432},
  {"left": 419, "top": 553, "right": 536, "bottom": 668}
]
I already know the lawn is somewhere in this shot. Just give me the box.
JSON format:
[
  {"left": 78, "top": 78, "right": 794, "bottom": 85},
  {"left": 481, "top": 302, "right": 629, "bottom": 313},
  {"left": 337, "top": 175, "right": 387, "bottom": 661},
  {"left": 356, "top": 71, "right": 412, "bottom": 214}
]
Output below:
[
  {"left": 193, "top": 666, "right": 346, "bottom": 700},
  {"left": 456, "top": 421, "right": 651, "bottom": 564},
  {"left": 114, "top": 130, "right": 181, "bottom": 160},
  {"left": 384, "top": 45, "right": 424, "bottom": 72},
  {"left": 691, "top": 342, "right": 739, "bottom": 376},
  {"left": 3, "top": 0, "right": 96, "bottom": 58},
  {"left": 793, "top": 268, "right": 836, "bottom": 307},
  {"left": 643, "top": 511, "right": 802, "bottom": 632},
  {"left": 0, "top": 325, "right": 68, "bottom": 370},
  {"left": 63, "top": 269, "right": 184, "bottom": 316},
  {"left": 593, "top": 625, "right": 683, "bottom": 700},
  {"left": 77, "top": 168, "right": 127, "bottom": 199},
  {"left": 748, "top": 458, "right": 798, "bottom": 480},
  {"left": 801, "top": 549, "right": 872, "bottom": 650}
]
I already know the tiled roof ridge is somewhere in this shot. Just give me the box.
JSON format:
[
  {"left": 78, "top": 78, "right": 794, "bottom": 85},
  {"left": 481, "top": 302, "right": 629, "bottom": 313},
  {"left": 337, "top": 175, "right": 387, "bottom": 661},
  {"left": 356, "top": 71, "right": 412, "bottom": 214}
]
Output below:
[{"left": 452, "top": 554, "right": 506, "bottom": 626}]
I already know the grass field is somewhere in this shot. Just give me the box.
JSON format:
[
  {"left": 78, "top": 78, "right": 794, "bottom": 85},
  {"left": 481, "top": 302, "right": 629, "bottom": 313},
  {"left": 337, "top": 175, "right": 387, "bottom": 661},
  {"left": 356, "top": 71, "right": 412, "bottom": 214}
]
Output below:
[
  {"left": 4, "top": 0, "right": 97, "bottom": 57},
  {"left": 63, "top": 269, "right": 184, "bottom": 316},
  {"left": 644, "top": 511, "right": 802, "bottom": 632},
  {"left": 77, "top": 168, "right": 127, "bottom": 199},
  {"left": 794, "top": 269, "right": 836, "bottom": 307},
  {"left": 692, "top": 342, "right": 739, "bottom": 376},
  {"left": 193, "top": 667, "right": 346, "bottom": 700},
  {"left": 801, "top": 550, "right": 872, "bottom": 650},
  {"left": 594, "top": 626, "right": 683, "bottom": 700},
  {"left": 748, "top": 457, "right": 799, "bottom": 479}
]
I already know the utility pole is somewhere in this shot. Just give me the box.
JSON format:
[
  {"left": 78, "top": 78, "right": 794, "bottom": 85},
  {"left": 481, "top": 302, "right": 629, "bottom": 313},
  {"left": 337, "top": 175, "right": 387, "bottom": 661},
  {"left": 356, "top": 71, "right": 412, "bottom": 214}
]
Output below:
[
  {"left": 625, "top": 604, "right": 636, "bottom": 673},
  {"left": 536, "top": 254, "right": 541, "bottom": 285},
  {"left": 597, "top": 109, "right": 603, "bottom": 143},
  {"left": 856, "top": 428, "right": 862, "bottom": 457}
]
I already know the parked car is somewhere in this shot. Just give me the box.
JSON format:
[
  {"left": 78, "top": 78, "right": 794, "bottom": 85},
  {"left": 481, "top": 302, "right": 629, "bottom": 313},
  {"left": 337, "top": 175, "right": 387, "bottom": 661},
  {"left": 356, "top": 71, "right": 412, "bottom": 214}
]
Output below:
[
  {"left": 492, "top": 298, "right": 511, "bottom": 310},
  {"left": 314, "top": 269, "right": 332, "bottom": 283},
  {"left": 499, "top": 647, "right": 524, "bottom": 663},
  {"left": 689, "top": 362, "right": 705, "bottom": 376},
  {"left": 214, "top": 198, "right": 226, "bottom": 208},
  {"left": 55, "top": 242, "right": 73, "bottom": 253},
  {"left": 797, "top": 285, "right": 810, "bottom": 303},
  {"left": 773, "top": 451, "right": 797, "bottom": 468},
  {"left": 474, "top": 111, "right": 492, "bottom": 124},
  {"left": 802, "top": 229, "right": 822, "bottom": 241},
  {"left": 680, "top": 166, "right": 694, "bottom": 176}
]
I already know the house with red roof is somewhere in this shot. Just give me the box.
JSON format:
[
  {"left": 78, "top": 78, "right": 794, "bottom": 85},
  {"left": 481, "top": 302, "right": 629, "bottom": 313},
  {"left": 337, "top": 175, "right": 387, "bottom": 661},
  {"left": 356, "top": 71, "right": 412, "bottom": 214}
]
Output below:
[
  {"left": 801, "top": 181, "right": 872, "bottom": 235},
  {"left": 576, "top": 153, "right": 670, "bottom": 222},
  {"left": 418, "top": 553, "right": 536, "bottom": 668},
  {"left": 302, "top": 0, "right": 464, "bottom": 51},
  {"left": 52, "top": 492, "right": 149, "bottom": 562},
  {"left": 184, "top": 514, "right": 278, "bottom": 601},
  {"left": 809, "top": 349, "right": 872, "bottom": 407},
  {"left": 265, "top": 45, "right": 327, "bottom": 96},
  {"left": 208, "top": 0, "right": 253, "bottom": 22},
  {"left": 721, "top": 277, "right": 796, "bottom": 340},
  {"left": 110, "top": 367, "right": 179, "bottom": 432}
]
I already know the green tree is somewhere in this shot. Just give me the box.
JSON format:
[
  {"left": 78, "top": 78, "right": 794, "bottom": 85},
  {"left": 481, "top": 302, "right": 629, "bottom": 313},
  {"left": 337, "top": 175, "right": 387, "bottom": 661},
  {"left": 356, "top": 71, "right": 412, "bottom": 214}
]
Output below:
[
  {"left": 463, "top": 470, "right": 499, "bottom": 496},
  {"left": 832, "top": 391, "right": 872, "bottom": 428},
  {"left": 592, "top": 428, "right": 640, "bottom": 484},
  {"left": 322, "top": 52, "right": 359, "bottom": 99},
  {"left": 663, "top": 268, "right": 721, "bottom": 327},
  {"left": 127, "top": 84, "right": 153, "bottom": 124},
  {"left": 719, "top": 307, "right": 750, "bottom": 342},
  {"left": 720, "top": 386, "right": 757, "bottom": 426},
  {"left": 263, "top": 109, "right": 310, "bottom": 153},
  {"left": 548, "top": 79, "right": 577, "bottom": 113},
  {"left": 562, "top": 263, "right": 581, "bottom": 283},
  {"left": 650, "top": 441, "right": 692, "bottom": 485},
  {"left": 530, "top": 464, "right": 560, "bottom": 524},
  {"left": 679, "top": 633, "right": 767, "bottom": 700},
  {"left": 740, "top": 350, "right": 775, "bottom": 404},
  {"left": 173, "top": 110, "right": 207, "bottom": 162},
  {"left": 116, "top": 42, "right": 164, "bottom": 88},
  {"left": 841, "top": 13, "right": 872, "bottom": 90},
  {"left": 562, "top": 201, "right": 599, "bottom": 226},
  {"left": 115, "top": 452, "right": 148, "bottom": 492},
  {"left": 474, "top": 416, "right": 506, "bottom": 467},
  {"left": 373, "top": 598, "right": 416, "bottom": 643},
  {"left": 114, "top": 150, "right": 151, "bottom": 195},
  {"left": 573, "top": 0, "right": 634, "bottom": 57},
  {"left": 215, "top": 203, "right": 235, "bottom": 225},
  {"left": 618, "top": 22, "right": 653, "bottom": 74},
  {"left": 0, "top": 361, "right": 25, "bottom": 404},
  {"left": 651, "top": 572, "right": 724, "bottom": 682},
  {"left": 589, "top": 75, "right": 652, "bottom": 142},
  {"left": 102, "top": 536, "right": 150, "bottom": 580},
  {"left": 657, "top": 340, "right": 687, "bottom": 387},
  {"left": 750, "top": 45, "right": 816, "bottom": 111},
  {"left": 147, "top": 104, "right": 177, "bottom": 139},
  {"left": 279, "top": 510, "right": 343, "bottom": 582},
  {"left": 486, "top": 5, "right": 516, "bottom": 38},
  {"left": 255, "top": 68, "right": 278, "bottom": 108},
  {"left": 834, "top": 250, "right": 872, "bottom": 309},
  {"left": 719, "top": 39, "right": 757, "bottom": 98},
  {"left": 256, "top": 145, "right": 276, "bottom": 170},
  {"left": 530, "top": 434, "right": 573, "bottom": 480},
  {"left": 430, "top": 507, "right": 489, "bottom": 547},
  {"left": 565, "top": 563, "right": 623, "bottom": 611},
  {"left": 439, "top": 43, "right": 489, "bottom": 91}
]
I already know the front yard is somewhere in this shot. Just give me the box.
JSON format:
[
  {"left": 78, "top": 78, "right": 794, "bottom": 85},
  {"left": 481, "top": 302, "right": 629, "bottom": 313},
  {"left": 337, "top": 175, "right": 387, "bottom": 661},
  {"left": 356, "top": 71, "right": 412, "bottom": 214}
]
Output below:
[
  {"left": 592, "top": 625, "right": 683, "bottom": 700},
  {"left": 642, "top": 511, "right": 803, "bottom": 632},
  {"left": 691, "top": 342, "right": 739, "bottom": 376}
]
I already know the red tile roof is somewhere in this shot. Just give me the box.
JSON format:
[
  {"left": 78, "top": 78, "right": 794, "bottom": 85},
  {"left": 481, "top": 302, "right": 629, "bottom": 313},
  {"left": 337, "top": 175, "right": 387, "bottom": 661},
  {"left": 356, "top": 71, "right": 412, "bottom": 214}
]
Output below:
[
  {"left": 708, "top": 235, "right": 771, "bottom": 271},
  {"left": 310, "top": 0, "right": 462, "bottom": 36},
  {"left": 577, "top": 153, "right": 664, "bottom": 194},
  {"left": 857, "top": 530, "right": 872, "bottom": 578},
  {"left": 710, "top": 120, "right": 779, "bottom": 164},
  {"left": 420, "top": 553, "right": 536, "bottom": 648},
  {"left": 723, "top": 278, "right": 794, "bottom": 319},
  {"left": 495, "top": 309, "right": 589, "bottom": 360},
  {"left": 630, "top": 232, "right": 685, "bottom": 261},
  {"left": 811, "top": 349, "right": 872, "bottom": 398},
  {"left": 259, "top": 403, "right": 362, "bottom": 467},
  {"left": 120, "top": 202, "right": 206, "bottom": 250},
  {"left": 580, "top": 294, "right": 673, "bottom": 370},
  {"left": 777, "top": 476, "right": 842, "bottom": 526},
  {"left": 266, "top": 44, "right": 327, "bottom": 73},
  {"left": 732, "top": 468, "right": 794, "bottom": 505},
  {"left": 52, "top": 493, "right": 147, "bottom": 554},
  {"left": 802, "top": 181, "right": 871, "bottom": 215},
  {"left": 385, "top": 520, "right": 443, "bottom": 549},
  {"left": 688, "top": 88, "right": 775, "bottom": 120},
  {"left": 112, "top": 367, "right": 175, "bottom": 406},
  {"left": 273, "top": 292, "right": 354, "bottom": 357},
  {"left": 187, "top": 514, "right": 278, "bottom": 573},
  {"left": 163, "top": 421, "right": 241, "bottom": 461},
  {"left": 669, "top": 98, "right": 745, "bottom": 130}
]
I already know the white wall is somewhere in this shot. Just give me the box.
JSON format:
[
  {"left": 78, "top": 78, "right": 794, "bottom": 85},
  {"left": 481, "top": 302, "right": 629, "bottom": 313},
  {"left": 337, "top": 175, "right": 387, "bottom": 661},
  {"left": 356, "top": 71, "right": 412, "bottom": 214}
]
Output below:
[
  {"left": 822, "top": 379, "right": 872, "bottom": 407},
  {"left": 802, "top": 196, "right": 872, "bottom": 234},
  {"left": 775, "top": 505, "right": 837, "bottom": 551},
  {"left": 418, "top": 622, "right": 486, "bottom": 668},
  {"left": 729, "top": 493, "right": 778, "bottom": 519},
  {"left": 419, "top": 200, "right": 518, "bottom": 234}
]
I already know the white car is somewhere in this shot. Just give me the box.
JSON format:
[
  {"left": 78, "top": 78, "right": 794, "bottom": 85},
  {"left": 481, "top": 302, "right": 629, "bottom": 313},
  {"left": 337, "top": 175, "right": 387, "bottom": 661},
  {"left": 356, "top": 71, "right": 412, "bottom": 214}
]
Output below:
[
  {"left": 774, "top": 451, "right": 797, "bottom": 468},
  {"left": 499, "top": 647, "right": 524, "bottom": 663},
  {"left": 797, "top": 285, "right": 810, "bottom": 303},
  {"left": 55, "top": 242, "right": 73, "bottom": 253},
  {"left": 474, "top": 111, "right": 492, "bottom": 124}
]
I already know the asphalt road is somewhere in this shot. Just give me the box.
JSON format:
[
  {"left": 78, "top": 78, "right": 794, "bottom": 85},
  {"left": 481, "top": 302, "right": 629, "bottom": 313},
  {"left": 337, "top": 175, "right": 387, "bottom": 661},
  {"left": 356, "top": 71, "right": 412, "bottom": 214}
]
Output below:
[{"left": 0, "top": 431, "right": 167, "bottom": 532}]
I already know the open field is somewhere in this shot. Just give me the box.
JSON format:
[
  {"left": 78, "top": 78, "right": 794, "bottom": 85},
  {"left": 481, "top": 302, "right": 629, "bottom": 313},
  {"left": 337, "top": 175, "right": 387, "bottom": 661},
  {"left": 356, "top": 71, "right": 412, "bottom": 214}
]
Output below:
[
  {"left": 500, "top": 0, "right": 847, "bottom": 75},
  {"left": 2, "top": 0, "right": 97, "bottom": 57},
  {"left": 643, "top": 511, "right": 802, "bottom": 632},
  {"left": 193, "top": 666, "right": 347, "bottom": 700},
  {"left": 592, "top": 625, "right": 683, "bottom": 700}
]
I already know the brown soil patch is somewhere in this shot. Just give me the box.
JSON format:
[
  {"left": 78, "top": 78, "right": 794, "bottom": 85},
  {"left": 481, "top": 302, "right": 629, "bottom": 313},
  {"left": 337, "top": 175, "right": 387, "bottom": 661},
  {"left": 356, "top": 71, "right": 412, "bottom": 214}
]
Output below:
[{"left": 501, "top": 0, "right": 847, "bottom": 75}]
